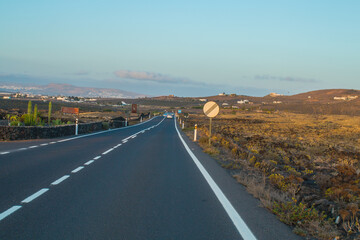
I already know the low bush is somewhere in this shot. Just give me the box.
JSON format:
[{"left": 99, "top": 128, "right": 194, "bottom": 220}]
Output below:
[{"left": 102, "top": 122, "right": 110, "bottom": 130}]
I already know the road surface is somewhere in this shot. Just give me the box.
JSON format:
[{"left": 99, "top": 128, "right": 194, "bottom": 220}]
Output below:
[{"left": 0, "top": 116, "right": 302, "bottom": 239}]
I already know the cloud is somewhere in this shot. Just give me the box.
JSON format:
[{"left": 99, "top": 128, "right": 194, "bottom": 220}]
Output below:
[
  {"left": 114, "top": 70, "right": 202, "bottom": 85},
  {"left": 64, "top": 71, "right": 91, "bottom": 76},
  {"left": 254, "top": 74, "right": 319, "bottom": 83}
]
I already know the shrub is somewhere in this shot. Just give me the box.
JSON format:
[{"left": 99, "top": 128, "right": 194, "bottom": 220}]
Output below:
[
  {"left": 269, "top": 173, "right": 287, "bottom": 191},
  {"left": 52, "top": 119, "right": 62, "bottom": 125},
  {"left": 102, "top": 122, "right": 110, "bottom": 130},
  {"left": 272, "top": 199, "right": 328, "bottom": 226}
]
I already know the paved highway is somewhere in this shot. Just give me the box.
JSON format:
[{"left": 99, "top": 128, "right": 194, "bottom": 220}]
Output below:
[{"left": 0, "top": 116, "right": 302, "bottom": 239}]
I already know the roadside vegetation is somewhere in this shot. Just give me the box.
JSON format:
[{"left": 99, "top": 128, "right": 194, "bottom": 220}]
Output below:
[
  {"left": 183, "top": 110, "right": 360, "bottom": 239},
  {"left": 6, "top": 101, "right": 73, "bottom": 126}
]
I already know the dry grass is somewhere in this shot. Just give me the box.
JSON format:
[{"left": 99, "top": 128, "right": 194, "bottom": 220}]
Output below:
[{"left": 182, "top": 110, "right": 360, "bottom": 239}]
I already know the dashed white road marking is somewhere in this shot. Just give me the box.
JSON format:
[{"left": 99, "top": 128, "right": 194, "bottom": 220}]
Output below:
[
  {"left": 84, "top": 160, "right": 94, "bottom": 165},
  {"left": 71, "top": 166, "right": 84, "bottom": 173},
  {"left": 21, "top": 188, "right": 49, "bottom": 203},
  {"left": 102, "top": 148, "right": 114, "bottom": 155},
  {"left": 51, "top": 175, "right": 70, "bottom": 185},
  {"left": 1, "top": 117, "right": 163, "bottom": 156},
  {"left": 0, "top": 206, "right": 22, "bottom": 221},
  {"left": 0, "top": 117, "right": 167, "bottom": 222}
]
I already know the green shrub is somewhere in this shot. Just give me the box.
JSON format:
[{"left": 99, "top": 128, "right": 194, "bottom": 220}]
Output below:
[
  {"left": 52, "top": 119, "right": 62, "bottom": 125},
  {"left": 48, "top": 101, "right": 52, "bottom": 124},
  {"left": 102, "top": 122, "right": 110, "bottom": 130},
  {"left": 272, "top": 199, "right": 328, "bottom": 226}
]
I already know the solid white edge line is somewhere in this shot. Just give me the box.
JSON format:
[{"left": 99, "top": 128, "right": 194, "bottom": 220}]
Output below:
[
  {"left": 174, "top": 118, "right": 257, "bottom": 240},
  {"left": 71, "top": 166, "right": 84, "bottom": 173},
  {"left": 21, "top": 188, "right": 49, "bottom": 203},
  {"left": 0, "top": 206, "right": 22, "bottom": 221},
  {"left": 84, "top": 160, "right": 94, "bottom": 165},
  {"left": 51, "top": 175, "right": 70, "bottom": 185}
]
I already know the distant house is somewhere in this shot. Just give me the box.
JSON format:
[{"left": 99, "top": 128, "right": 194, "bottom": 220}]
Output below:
[
  {"left": 218, "top": 92, "right": 226, "bottom": 96},
  {"left": 230, "top": 93, "right": 237, "bottom": 97},
  {"left": 237, "top": 100, "right": 249, "bottom": 104},
  {"left": 199, "top": 99, "right": 207, "bottom": 102},
  {"left": 3, "top": 96, "right": 11, "bottom": 99},
  {"left": 222, "top": 102, "right": 229, "bottom": 106},
  {"left": 57, "top": 97, "right": 65, "bottom": 101},
  {"left": 269, "top": 92, "right": 283, "bottom": 97},
  {"left": 334, "top": 96, "right": 358, "bottom": 101},
  {"left": 232, "top": 106, "right": 239, "bottom": 109},
  {"left": 273, "top": 101, "right": 282, "bottom": 104}
]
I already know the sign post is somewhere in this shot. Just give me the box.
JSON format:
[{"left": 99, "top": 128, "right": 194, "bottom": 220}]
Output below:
[
  {"left": 203, "top": 101, "right": 220, "bottom": 146},
  {"left": 194, "top": 124, "right": 197, "bottom": 142},
  {"left": 131, "top": 104, "right": 137, "bottom": 113}
]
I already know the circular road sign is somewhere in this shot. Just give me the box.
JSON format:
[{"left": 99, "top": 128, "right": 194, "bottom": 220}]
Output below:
[{"left": 203, "top": 101, "right": 220, "bottom": 118}]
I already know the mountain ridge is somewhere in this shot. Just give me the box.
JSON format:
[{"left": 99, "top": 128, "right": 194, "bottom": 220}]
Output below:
[{"left": 0, "top": 82, "right": 146, "bottom": 98}]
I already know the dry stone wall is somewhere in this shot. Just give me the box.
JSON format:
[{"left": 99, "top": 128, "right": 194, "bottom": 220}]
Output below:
[{"left": 0, "top": 122, "right": 103, "bottom": 141}]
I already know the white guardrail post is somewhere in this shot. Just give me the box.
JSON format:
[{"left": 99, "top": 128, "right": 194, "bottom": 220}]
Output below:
[{"left": 75, "top": 118, "right": 78, "bottom": 135}]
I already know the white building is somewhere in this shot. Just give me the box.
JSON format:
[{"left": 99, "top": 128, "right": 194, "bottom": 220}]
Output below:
[
  {"left": 237, "top": 100, "right": 249, "bottom": 104},
  {"left": 269, "top": 92, "right": 284, "bottom": 97},
  {"left": 334, "top": 96, "right": 358, "bottom": 101}
]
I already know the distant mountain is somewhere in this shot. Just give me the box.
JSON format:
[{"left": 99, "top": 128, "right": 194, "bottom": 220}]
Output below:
[{"left": 0, "top": 82, "right": 146, "bottom": 98}]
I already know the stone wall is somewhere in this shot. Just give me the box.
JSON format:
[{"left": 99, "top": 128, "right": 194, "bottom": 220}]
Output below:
[{"left": 0, "top": 122, "right": 104, "bottom": 141}]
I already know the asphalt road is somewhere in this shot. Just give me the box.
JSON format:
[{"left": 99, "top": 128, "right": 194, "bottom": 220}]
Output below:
[{"left": 0, "top": 116, "right": 302, "bottom": 240}]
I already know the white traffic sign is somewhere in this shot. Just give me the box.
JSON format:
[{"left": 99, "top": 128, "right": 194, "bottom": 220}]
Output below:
[{"left": 203, "top": 101, "right": 219, "bottom": 118}]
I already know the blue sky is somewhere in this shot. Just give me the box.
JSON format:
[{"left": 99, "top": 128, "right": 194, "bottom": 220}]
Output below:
[{"left": 1, "top": 1, "right": 359, "bottom": 97}]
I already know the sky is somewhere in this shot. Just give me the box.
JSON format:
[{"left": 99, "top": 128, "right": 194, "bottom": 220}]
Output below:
[{"left": 0, "top": 1, "right": 359, "bottom": 97}]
